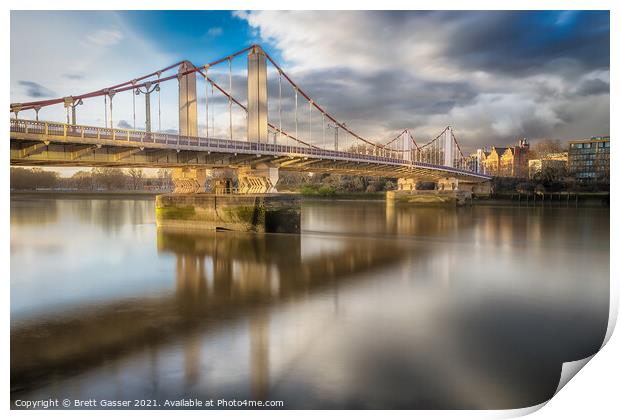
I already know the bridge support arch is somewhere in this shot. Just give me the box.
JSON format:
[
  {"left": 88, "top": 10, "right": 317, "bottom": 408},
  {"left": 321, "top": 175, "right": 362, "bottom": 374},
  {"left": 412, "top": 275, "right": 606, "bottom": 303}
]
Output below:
[
  {"left": 437, "top": 177, "right": 459, "bottom": 191},
  {"left": 238, "top": 165, "right": 279, "bottom": 194},
  {"left": 171, "top": 168, "right": 207, "bottom": 194}
]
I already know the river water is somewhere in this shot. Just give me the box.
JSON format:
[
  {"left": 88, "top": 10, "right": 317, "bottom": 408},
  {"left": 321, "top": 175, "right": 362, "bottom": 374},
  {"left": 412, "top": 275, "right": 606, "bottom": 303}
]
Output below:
[{"left": 10, "top": 195, "right": 609, "bottom": 409}]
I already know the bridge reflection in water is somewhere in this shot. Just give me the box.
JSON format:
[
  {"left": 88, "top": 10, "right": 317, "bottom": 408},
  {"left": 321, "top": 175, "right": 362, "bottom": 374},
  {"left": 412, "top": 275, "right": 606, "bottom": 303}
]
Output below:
[
  {"left": 162, "top": 229, "right": 412, "bottom": 400},
  {"left": 10, "top": 198, "right": 608, "bottom": 409},
  {"left": 11, "top": 213, "right": 413, "bottom": 402}
]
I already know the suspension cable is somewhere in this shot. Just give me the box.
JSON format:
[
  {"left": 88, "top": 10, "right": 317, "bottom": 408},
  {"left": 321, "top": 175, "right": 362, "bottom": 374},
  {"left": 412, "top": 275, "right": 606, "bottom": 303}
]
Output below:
[
  {"left": 309, "top": 100, "right": 312, "bottom": 144},
  {"left": 322, "top": 113, "right": 325, "bottom": 147},
  {"left": 278, "top": 71, "right": 282, "bottom": 145},
  {"left": 133, "top": 91, "right": 138, "bottom": 130},
  {"left": 192, "top": 66, "right": 318, "bottom": 149},
  {"left": 204, "top": 66, "right": 209, "bottom": 138},
  {"left": 13, "top": 43, "right": 470, "bottom": 157},
  {"left": 13, "top": 45, "right": 256, "bottom": 112},
  {"left": 294, "top": 88, "right": 298, "bottom": 140},
  {"left": 228, "top": 57, "right": 233, "bottom": 141}
]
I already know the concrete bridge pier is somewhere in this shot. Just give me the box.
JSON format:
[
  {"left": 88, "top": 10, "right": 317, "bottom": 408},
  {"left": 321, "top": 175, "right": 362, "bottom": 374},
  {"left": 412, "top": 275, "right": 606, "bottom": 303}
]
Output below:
[
  {"left": 155, "top": 189, "right": 300, "bottom": 233},
  {"left": 456, "top": 180, "right": 493, "bottom": 198},
  {"left": 160, "top": 168, "right": 299, "bottom": 236},
  {"left": 388, "top": 176, "right": 473, "bottom": 206},
  {"left": 157, "top": 47, "right": 299, "bottom": 233},
  {"left": 158, "top": 165, "right": 298, "bottom": 233}
]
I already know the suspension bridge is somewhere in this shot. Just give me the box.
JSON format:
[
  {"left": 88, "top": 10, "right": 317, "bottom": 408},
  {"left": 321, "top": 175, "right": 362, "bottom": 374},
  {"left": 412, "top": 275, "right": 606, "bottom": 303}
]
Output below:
[{"left": 10, "top": 44, "right": 491, "bottom": 195}]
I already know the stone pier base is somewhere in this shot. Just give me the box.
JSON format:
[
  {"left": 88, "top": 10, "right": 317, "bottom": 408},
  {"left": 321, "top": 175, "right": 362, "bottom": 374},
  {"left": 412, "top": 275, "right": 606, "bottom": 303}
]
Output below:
[
  {"left": 397, "top": 177, "right": 418, "bottom": 191},
  {"left": 156, "top": 193, "right": 300, "bottom": 233},
  {"left": 386, "top": 189, "right": 472, "bottom": 207},
  {"left": 458, "top": 181, "right": 493, "bottom": 198}
]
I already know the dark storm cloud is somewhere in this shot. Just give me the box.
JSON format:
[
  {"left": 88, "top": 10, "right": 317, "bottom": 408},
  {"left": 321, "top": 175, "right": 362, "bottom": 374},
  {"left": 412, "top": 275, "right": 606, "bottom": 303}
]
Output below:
[
  {"left": 575, "top": 78, "right": 610, "bottom": 97},
  {"left": 440, "top": 11, "right": 610, "bottom": 76},
  {"left": 282, "top": 67, "right": 479, "bottom": 137},
  {"left": 18, "top": 80, "right": 56, "bottom": 98},
  {"left": 236, "top": 10, "right": 611, "bottom": 148}
]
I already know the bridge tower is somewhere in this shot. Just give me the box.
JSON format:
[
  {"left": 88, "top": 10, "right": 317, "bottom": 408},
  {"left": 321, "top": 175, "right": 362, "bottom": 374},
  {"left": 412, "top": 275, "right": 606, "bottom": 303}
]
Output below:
[
  {"left": 247, "top": 45, "right": 269, "bottom": 143},
  {"left": 444, "top": 126, "right": 453, "bottom": 167},
  {"left": 173, "top": 60, "right": 204, "bottom": 194},
  {"left": 237, "top": 45, "right": 279, "bottom": 194},
  {"left": 178, "top": 60, "right": 198, "bottom": 137}
]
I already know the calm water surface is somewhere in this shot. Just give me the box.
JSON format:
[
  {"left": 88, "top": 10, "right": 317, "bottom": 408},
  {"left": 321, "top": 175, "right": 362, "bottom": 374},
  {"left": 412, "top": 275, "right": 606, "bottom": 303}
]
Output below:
[{"left": 10, "top": 195, "right": 609, "bottom": 409}]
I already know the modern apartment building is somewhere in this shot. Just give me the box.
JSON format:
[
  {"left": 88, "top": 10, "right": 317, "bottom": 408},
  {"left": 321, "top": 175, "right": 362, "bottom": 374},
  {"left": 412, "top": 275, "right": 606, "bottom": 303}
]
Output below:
[{"left": 568, "top": 136, "right": 610, "bottom": 182}]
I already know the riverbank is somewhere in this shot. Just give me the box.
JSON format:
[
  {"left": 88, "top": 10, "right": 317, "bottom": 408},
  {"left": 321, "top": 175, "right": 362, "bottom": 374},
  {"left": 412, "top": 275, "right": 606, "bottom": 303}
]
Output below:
[
  {"left": 10, "top": 190, "right": 162, "bottom": 199},
  {"left": 10, "top": 189, "right": 609, "bottom": 207},
  {"left": 477, "top": 191, "right": 610, "bottom": 207}
]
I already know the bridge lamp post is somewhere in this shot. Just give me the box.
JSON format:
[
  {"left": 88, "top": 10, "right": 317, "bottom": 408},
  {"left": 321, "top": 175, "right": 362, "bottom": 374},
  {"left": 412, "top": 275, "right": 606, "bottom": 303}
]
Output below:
[
  {"left": 70, "top": 99, "right": 83, "bottom": 125},
  {"left": 10, "top": 104, "right": 22, "bottom": 119},
  {"left": 63, "top": 97, "right": 83, "bottom": 126},
  {"left": 136, "top": 82, "right": 160, "bottom": 133}
]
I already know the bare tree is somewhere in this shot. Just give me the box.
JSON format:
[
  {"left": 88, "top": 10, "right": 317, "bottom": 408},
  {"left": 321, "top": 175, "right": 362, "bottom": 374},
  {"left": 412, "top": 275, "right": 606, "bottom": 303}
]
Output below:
[
  {"left": 91, "top": 168, "right": 126, "bottom": 190},
  {"left": 127, "top": 168, "right": 144, "bottom": 190},
  {"left": 157, "top": 168, "right": 172, "bottom": 190},
  {"left": 10, "top": 168, "right": 59, "bottom": 190},
  {"left": 70, "top": 170, "right": 94, "bottom": 190},
  {"left": 529, "top": 139, "right": 567, "bottom": 159}
]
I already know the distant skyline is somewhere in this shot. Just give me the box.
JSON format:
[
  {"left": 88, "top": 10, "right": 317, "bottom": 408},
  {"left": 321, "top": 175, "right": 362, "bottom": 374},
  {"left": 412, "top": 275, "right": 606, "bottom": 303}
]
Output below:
[{"left": 11, "top": 10, "right": 610, "bottom": 154}]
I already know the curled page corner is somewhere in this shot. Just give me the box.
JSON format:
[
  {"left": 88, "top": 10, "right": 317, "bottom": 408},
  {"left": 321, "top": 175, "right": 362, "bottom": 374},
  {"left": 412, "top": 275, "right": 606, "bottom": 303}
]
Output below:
[
  {"left": 554, "top": 355, "right": 595, "bottom": 396},
  {"left": 496, "top": 401, "right": 548, "bottom": 418},
  {"left": 491, "top": 356, "right": 597, "bottom": 419},
  {"left": 602, "top": 281, "right": 618, "bottom": 348}
]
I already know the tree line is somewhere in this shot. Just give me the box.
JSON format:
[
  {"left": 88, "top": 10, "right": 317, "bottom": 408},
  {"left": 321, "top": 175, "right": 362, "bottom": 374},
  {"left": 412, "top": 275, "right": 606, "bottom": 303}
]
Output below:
[
  {"left": 277, "top": 172, "right": 397, "bottom": 196},
  {"left": 10, "top": 167, "right": 173, "bottom": 191},
  {"left": 10, "top": 167, "right": 398, "bottom": 195}
]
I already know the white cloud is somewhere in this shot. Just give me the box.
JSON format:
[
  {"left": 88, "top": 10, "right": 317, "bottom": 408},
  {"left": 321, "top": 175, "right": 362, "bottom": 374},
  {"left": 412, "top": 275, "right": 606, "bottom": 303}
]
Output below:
[
  {"left": 206, "top": 27, "right": 223, "bottom": 37},
  {"left": 11, "top": 11, "right": 175, "bottom": 128},
  {"left": 81, "top": 29, "right": 124, "bottom": 48},
  {"left": 239, "top": 11, "right": 455, "bottom": 80}
]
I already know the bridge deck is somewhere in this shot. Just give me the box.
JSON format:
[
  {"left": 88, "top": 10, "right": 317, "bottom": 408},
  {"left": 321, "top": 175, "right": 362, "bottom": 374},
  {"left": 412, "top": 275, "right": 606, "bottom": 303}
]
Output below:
[{"left": 10, "top": 119, "right": 491, "bottom": 182}]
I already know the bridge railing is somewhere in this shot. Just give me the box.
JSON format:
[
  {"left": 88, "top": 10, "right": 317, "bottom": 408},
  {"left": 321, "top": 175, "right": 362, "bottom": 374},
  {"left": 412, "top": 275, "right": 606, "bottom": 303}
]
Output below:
[{"left": 10, "top": 119, "right": 488, "bottom": 178}]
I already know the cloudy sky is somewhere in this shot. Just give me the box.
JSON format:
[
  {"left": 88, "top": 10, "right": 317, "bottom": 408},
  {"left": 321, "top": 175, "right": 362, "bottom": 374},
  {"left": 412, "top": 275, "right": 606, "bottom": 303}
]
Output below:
[{"left": 11, "top": 10, "right": 610, "bottom": 152}]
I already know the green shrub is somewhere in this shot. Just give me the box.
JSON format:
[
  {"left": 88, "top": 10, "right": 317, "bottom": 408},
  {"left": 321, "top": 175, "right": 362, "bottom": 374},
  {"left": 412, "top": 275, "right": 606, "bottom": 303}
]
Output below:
[
  {"left": 317, "top": 185, "right": 337, "bottom": 196},
  {"left": 300, "top": 185, "right": 320, "bottom": 195}
]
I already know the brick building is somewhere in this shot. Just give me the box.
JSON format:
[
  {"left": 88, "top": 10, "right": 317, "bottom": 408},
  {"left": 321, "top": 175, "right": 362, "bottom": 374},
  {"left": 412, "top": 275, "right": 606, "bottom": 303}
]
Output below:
[{"left": 480, "top": 139, "right": 530, "bottom": 178}]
